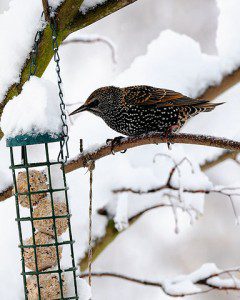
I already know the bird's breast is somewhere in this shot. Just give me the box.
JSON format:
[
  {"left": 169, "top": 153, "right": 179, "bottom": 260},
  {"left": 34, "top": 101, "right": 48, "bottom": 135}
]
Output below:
[{"left": 102, "top": 105, "right": 182, "bottom": 136}]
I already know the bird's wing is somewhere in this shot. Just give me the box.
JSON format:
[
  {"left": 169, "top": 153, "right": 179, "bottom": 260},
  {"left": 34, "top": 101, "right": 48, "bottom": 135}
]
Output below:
[{"left": 123, "top": 85, "right": 209, "bottom": 107}]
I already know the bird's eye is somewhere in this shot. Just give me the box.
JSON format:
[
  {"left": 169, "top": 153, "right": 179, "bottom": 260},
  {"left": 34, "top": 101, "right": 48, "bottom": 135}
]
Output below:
[{"left": 91, "top": 99, "right": 99, "bottom": 107}]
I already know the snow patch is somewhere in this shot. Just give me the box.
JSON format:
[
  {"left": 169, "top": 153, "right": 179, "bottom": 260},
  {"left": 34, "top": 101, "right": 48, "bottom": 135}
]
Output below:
[
  {"left": 80, "top": 0, "right": 107, "bottom": 14},
  {"left": 115, "top": 30, "right": 222, "bottom": 99},
  {"left": 1, "top": 76, "right": 62, "bottom": 138},
  {"left": 216, "top": 0, "right": 240, "bottom": 73},
  {"left": 0, "top": 1, "right": 43, "bottom": 101}
]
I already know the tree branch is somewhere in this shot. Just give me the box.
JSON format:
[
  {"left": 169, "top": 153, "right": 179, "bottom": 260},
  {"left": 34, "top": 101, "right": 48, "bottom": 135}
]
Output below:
[
  {"left": 201, "top": 150, "right": 239, "bottom": 171},
  {"left": 62, "top": 36, "right": 117, "bottom": 64},
  {"left": 200, "top": 67, "right": 240, "bottom": 101},
  {"left": 42, "top": 0, "right": 51, "bottom": 23},
  {"left": 65, "top": 133, "right": 240, "bottom": 173},
  {"left": 1, "top": 133, "right": 240, "bottom": 202},
  {"left": 1, "top": 0, "right": 240, "bottom": 140},
  {"left": 79, "top": 156, "right": 240, "bottom": 270},
  {"left": 0, "top": 186, "right": 12, "bottom": 202},
  {"left": 0, "top": 0, "right": 139, "bottom": 139},
  {"left": 80, "top": 267, "right": 240, "bottom": 297}
]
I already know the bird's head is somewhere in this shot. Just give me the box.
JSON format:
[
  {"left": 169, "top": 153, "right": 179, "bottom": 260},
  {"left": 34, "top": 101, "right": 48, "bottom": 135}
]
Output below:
[{"left": 69, "top": 86, "right": 121, "bottom": 117}]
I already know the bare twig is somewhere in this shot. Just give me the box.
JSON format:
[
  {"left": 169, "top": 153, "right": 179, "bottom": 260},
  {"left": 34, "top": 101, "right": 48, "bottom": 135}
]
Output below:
[
  {"left": 200, "top": 67, "right": 240, "bottom": 101},
  {"left": 1, "top": 133, "right": 240, "bottom": 203},
  {"left": 79, "top": 155, "right": 240, "bottom": 270},
  {"left": 0, "top": 186, "right": 12, "bottom": 202},
  {"left": 63, "top": 36, "right": 117, "bottom": 64},
  {"left": 0, "top": 0, "right": 139, "bottom": 139},
  {"left": 80, "top": 267, "right": 240, "bottom": 297},
  {"left": 113, "top": 158, "right": 240, "bottom": 221},
  {"left": 65, "top": 133, "right": 240, "bottom": 173},
  {"left": 200, "top": 150, "right": 239, "bottom": 171}
]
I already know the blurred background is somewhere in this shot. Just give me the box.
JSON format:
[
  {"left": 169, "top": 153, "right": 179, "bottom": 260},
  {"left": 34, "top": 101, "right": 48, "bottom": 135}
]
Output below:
[{"left": 1, "top": 1, "right": 240, "bottom": 299}]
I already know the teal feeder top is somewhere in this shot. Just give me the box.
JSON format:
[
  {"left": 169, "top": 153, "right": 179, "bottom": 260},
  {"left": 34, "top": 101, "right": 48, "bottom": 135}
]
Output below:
[{"left": 6, "top": 132, "right": 63, "bottom": 147}]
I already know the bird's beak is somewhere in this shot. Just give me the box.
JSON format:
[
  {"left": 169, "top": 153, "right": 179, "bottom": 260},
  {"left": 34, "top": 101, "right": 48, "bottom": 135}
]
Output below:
[{"left": 69, "top": 104, "right": 88, "bottom": 116}]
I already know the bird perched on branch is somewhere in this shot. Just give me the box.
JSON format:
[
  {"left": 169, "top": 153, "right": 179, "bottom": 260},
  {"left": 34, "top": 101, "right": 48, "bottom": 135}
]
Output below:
[{"left": 70, "top": 85, "right": 223, "bottom": 140}]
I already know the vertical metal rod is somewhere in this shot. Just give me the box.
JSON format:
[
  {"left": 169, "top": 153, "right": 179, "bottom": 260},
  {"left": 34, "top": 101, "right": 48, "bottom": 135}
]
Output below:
[
  {"left": 88, "top": 169, "right": 93, "bottom": 286},
  {"left": 23, "top": 146, "right": 42, "bottom": 299},
  {"left": 10, "top": 147, "right": 28, "bottom": 299},
  {"left": 45, "top": 143, "right": 64, "bottom": 298},
  {"left": 60, "top": 141, "right": 78, "bottom": 298}
]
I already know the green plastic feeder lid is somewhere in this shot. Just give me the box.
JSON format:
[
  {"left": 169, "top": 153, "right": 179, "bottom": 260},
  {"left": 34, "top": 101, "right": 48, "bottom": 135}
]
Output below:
[{"left": 6, "top": 132, "right": 63, "bottom": 147}]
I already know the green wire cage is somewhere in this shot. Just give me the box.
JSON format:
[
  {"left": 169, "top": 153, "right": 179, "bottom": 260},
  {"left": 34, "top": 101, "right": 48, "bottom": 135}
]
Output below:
[
  {"left": 7, "top": 133, "right": 79, "bottom": 299},
  {"left": 7, "top": 134, "right": 78, "bottom": 299},
  {"left": 5, "top": 3, "right": 80, "bottom": 298}
]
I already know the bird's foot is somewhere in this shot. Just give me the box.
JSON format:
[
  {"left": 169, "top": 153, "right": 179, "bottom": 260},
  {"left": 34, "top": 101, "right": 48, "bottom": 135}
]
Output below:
[
  {"left": 164, "top": 125, "right": 180, "bottom": 150},
  {"left": 106, "top": 136, "right": 127, "bottom": 154}
]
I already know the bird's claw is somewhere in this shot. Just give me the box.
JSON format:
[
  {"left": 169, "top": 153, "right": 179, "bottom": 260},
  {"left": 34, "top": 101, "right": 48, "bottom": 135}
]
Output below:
[
  {"left": 106, "top": 136, "right": 127, "bottom": 154},
  {"left": 164, "top": 125, "right": 180, "bottom": 150}
]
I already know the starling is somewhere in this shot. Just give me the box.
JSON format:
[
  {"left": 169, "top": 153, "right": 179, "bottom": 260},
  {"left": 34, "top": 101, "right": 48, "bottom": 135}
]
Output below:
[{"left": 69, "top": 85, "right": 223, "bottom": 136}]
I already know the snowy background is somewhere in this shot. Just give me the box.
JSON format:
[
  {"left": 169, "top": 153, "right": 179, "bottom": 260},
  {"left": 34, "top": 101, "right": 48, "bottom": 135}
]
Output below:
[{"left": 1, "top": 0, "right": 240, "bottom": 299}]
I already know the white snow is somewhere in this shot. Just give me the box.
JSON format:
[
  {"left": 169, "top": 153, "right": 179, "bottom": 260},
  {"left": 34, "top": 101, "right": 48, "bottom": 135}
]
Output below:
[
  {"left": 115, "top": 30, "right": 222, "bottom": 99},
  {"left": 0, "top": 1, "right": 43, "bottom": 102},
  {"left": 164, "top": 279, "right": 201, "bottom": 295},
  {"left": 80, "top": 0, "right": 107, "bottom": 14},
  {"left": 1, "top": 1, "right": 240, "bottom": 299},
  {"left": 163, "top": 263, "right": 221, "bottom": 295},
  {"left": 207, "top": 275, "right": 240, "bottom": 289},
  {"left": 48, "top": 0, "right": 65, "bottom": 10},
  {"left": 1, "top": 76, "right": 62, "bottom": 138},
  {"left": 64, "top": 272, "right": 92, "bottom": 299},
  {"left": 216, "top": 0, "right": 240, "bottom": 74},
  {"left": 114, "top": 193, "right": 129, "bottom": 231}
]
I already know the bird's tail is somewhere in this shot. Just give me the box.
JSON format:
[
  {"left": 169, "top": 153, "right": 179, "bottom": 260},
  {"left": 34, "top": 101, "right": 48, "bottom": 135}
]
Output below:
[
  {"left": 198, "top": 101, "right": 224, "bottom": 112},
  {"left": 186, "top": 101, "right": 224, "bottom": 118}
]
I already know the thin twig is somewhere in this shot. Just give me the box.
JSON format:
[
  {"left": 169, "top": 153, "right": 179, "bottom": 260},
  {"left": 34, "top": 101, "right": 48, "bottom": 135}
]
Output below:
[
  {"left": 200, "top": 150, "right": 239, "bottom": 171},
  {"left": 63, "top": 36, "right": 117, "bottom": 64},
  {"left": 79, "top": 267, "right": 240, "bottom": 297},
  {"left": 65, "top": 133, "right": 240, "bottom": 173},
  {"left": 2, "top": 133, "right": 240, "bottom": 202}
]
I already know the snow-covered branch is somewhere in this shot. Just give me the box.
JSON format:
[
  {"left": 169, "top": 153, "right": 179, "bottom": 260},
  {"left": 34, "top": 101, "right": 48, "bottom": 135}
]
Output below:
[
  {"left": 79, "top": 156, "right": 240, "bottom": 270},
  {"left": 201, "top": 150, "right": 239, "bottom": 171},
  {"left": 65, "top": 133, "right": 240, "bottom": 173},
  {"left": 80, "top": 264, "right": 240, "bottom": 297},
  {"left": 200, "top": 67, "right": 240, "bottom": 101},
  {"left": 1, "top": 133, "right": 240, "bottom": 202},
  {"left": 0, "top": 0, "right": 138, "bottom": 139}
]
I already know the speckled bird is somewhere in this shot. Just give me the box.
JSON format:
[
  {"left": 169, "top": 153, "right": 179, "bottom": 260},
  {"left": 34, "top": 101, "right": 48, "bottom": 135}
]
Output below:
[{"left": 69, "top": 85, "right": 223, "bottom": 136}]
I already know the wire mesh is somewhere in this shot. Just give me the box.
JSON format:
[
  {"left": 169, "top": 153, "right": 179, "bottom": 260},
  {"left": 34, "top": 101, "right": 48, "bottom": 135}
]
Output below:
[{"left": 10, "top": 142, "right": 79, "bottom": 299}]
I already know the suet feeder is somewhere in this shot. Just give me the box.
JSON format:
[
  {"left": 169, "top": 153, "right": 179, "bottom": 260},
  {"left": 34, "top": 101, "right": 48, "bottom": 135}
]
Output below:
[
  {"left": 5, "top": 2, "right": 79, "bottom": 298},
  {"left": 7, "top": 133, "right": 79, "bottom": 299}
]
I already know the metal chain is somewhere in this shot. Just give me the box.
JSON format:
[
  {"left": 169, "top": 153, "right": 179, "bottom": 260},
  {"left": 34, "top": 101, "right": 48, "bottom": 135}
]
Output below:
[
  {"left": 49, "top": 7, "right": 69, "bottom": 163},
  {"left": 88, "top": 167, "right": 93, "bottom": 287},
  {"left": 28, "top": 13, "right": 45, "bottom": 80},
  {"left": 88, "top": 160, "right": 95, "bottom": 289}
]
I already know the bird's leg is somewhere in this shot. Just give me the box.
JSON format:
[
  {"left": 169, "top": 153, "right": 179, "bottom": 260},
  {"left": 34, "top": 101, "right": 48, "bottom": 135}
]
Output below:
[
  {"left": 164, "top": 125, "right": 180, "bottom": 150},
  {"left": 106, "top": 136, "right": 127, "bottom": 154}
]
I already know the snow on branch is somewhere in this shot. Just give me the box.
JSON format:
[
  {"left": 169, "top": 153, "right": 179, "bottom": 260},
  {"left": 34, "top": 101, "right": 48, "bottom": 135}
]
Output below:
[
  {"left": 65, "top": 133, "right": 240, "bottom": 173},
  {"left": 1, "top": 133, "right": 240, "bottom": 203},
  {"left": 0, "top": 0, "right": 139, "bottom": 139},
  {"left": 200, "top": 150, "right": 239, "bottom": 171},
  {"left": 199, "top": 67, "right": 240, "bottom": 101},
  {"left": 113, "top": 154, "right": 240, "bottom": 224},
  {"left": 79, "top": 154, "right": 240, "bottom": 270},
  {"left": 80, "top": 264, "right": 240, "bottom": 297}
]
